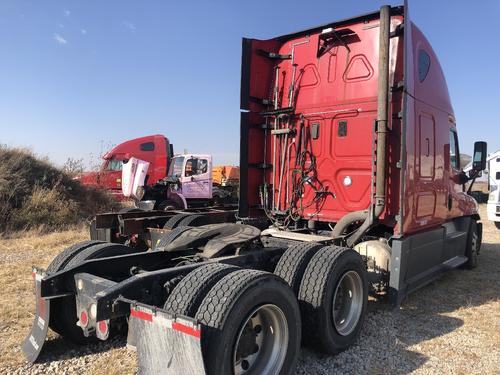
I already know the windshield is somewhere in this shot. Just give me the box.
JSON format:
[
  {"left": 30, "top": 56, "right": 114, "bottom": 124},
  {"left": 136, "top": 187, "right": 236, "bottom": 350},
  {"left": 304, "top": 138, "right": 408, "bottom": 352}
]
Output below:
[
  {"left": 106, "top": 158, "right": 123, "bottom": 171},
  {"left": 168, "top": 156, "right": 185, "bottom": 178}
]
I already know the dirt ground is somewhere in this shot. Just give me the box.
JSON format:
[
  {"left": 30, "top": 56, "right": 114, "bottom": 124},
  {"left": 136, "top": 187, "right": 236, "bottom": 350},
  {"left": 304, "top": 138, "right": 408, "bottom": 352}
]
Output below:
[{"left": 0, "top": 206, "right": 499, "bottom": 374}]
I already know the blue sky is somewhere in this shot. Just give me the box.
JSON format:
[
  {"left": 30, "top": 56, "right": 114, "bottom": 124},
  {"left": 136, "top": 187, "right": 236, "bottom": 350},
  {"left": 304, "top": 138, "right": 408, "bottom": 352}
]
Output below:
[{"left": 0, "top": 1, "right": 499, "bottom": 168}]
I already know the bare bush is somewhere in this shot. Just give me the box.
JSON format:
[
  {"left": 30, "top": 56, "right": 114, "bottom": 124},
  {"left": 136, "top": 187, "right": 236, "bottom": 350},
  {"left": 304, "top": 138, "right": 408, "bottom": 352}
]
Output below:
[
  {"left": 62, "top": 157, "right": 85, "bottom": 177},
  {"left": 0, "top": 145, "right": 119, "bottom": 234}
]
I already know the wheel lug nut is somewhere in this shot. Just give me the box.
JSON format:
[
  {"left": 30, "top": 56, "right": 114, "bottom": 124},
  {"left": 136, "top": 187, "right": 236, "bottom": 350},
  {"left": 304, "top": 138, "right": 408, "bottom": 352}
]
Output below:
[{"left": 254, "top": 324, "right": 262, "bottom": 334}]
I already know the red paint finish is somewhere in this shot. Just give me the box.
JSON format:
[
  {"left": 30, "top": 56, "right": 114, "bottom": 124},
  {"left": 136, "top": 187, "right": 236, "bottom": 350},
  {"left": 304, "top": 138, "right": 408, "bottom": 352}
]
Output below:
[
  {"left": 241, "top": 6, "right": 478, "bottom": 235},
  {"left": 76, "top": 134, "right": 172, "bottom": 198},
  {"left": 271, "top": 29, "right": 384, "bottom": 222},
  {"left": 242, "top": 12, "right": 404, "bottom": 223},
  {"left": 401, "top": 23, "right": 478, "bottom": 234}
]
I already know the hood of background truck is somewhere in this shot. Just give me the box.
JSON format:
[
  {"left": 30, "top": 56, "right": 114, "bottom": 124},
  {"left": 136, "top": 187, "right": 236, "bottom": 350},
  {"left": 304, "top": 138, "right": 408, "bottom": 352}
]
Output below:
[{"left": 74, "top": 171, "right": 99, "bottom": 186}]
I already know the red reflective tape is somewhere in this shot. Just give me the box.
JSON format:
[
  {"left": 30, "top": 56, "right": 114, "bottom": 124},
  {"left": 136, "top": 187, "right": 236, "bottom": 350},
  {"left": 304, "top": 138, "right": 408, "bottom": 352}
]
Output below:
[
  {"left": 130, "top": 308, "right": 153, "bottom": 322},
  {"left": 38, "top": 297, "right": 46, "bottom": 317},
  {"left": 172, "top": 322, "right": 201, "bottom": 338}
]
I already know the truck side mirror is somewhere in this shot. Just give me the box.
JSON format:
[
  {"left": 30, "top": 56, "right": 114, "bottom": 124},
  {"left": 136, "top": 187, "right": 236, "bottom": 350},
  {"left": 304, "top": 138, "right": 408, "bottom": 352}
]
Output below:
[{"left": 472, "top": 141, "right": 487, "bottom": 171}]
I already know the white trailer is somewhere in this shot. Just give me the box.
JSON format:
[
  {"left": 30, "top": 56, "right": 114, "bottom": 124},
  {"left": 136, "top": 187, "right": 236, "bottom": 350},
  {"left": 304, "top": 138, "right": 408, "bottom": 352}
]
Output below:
[{"left": 487, "top": 151, "right": 500, "bottom": 228}]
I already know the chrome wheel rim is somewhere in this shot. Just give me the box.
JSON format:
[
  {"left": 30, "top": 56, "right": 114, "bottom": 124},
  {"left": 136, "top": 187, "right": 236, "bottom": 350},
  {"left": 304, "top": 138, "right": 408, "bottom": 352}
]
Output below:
[
  {"left": 332, "top": 270, "right": 363, "bottom": 336},
  {"left": 233, "top": 304, "right": 288, "bottom": 375}
]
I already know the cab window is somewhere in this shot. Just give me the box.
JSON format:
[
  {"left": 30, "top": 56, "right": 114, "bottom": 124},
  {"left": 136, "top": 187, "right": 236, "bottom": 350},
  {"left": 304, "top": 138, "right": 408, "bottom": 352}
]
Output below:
[
  {"left": 185, "top": 158, "right": 208, "bottom": 177},
  {"left": 196, "top": 159, "right": 208, "bottom": 174},
  {"left": 168, "top": 157, "right": 184, "bottom": 178},
  {"left": 106, "top": 159, "right": 123, "bottom": 171},
  {"left": 449, "top": 130, "right": 460, "bottom": 169},
  {"left": 140, "top": 142, "right": 155, "bottom": 151},
  {"left": 418, "top": 49, "right": 431, "bottom": 82}
]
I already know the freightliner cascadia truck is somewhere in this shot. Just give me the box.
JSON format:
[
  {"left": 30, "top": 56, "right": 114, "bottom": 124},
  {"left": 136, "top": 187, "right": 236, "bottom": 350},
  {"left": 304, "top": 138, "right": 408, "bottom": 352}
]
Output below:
[{"left": 23, "top": 3, "right": 487, "bottom": 374}]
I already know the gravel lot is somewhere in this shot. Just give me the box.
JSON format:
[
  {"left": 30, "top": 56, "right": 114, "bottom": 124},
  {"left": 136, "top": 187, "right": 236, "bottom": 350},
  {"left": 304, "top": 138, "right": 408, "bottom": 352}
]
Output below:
[{"left": 1, "top": 206, "right": 499, "bottom": 374}]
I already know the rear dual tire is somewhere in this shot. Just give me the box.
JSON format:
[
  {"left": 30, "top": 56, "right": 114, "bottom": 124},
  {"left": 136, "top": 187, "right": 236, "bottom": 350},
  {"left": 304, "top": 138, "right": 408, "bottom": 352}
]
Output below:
[
  {"left": 48, "top": 241, "right": 139, "bottom": 343},
  {"left": 163, "top": 245, "right": 368, "bottom": 372},
  {"left": 164, "top": 266, "right": 301, "bottom": 375},
  {"left": 298, "top": 246, "right": 368, "bottom": 354},
  {"left": 163, "top": 213, "right": 210, "bottom": 229},
  {"left": 163, "top": 213, "right": 190, "bottom": 229},
  {"left": 275, "top": 244, "right": 368, "bottom": 354},
  {"left": 47, "top": 240, "right": 104, "bottom": 337},
  {"left": 274, "top": 242, "right": 323, "bottom": 294},
  {"left": 46, "top": 240, "right": 104, "bottom": 275},
  {"left": 154, "top": 226, "right": 192, "bottom": 250},
  {"left": 163, "top": 263, "right": 238, "bottom": 316}
]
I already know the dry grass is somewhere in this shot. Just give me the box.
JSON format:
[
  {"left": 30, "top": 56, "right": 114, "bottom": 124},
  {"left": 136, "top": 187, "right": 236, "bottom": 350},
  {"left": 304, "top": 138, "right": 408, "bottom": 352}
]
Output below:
[
  {"left": 0, "top": 145, "right": 119, "bottom": 234},
  {"left": 0, "top": 206, "right": 499, "bottom": 374},
  {"left": 0, "top": 225, "right": 136, "bottom": 374},
  {"left": 0, "top": 228, "right": 87, "bottom": 362}
]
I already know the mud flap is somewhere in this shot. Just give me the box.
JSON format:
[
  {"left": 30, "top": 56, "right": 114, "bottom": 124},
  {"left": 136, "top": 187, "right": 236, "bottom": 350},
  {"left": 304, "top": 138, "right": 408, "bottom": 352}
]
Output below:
[
  {"left": 22, "top": 268, "right": 50, "bottom": 363},
  {"left": 128, "top": 303, "right": 206, "bottom": 375}
]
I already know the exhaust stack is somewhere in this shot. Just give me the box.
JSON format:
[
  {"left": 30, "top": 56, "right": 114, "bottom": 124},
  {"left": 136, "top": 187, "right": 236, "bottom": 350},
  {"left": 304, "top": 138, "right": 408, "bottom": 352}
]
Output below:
[{"left": 333, "top": 5, "right": 391, "bottom": 246}]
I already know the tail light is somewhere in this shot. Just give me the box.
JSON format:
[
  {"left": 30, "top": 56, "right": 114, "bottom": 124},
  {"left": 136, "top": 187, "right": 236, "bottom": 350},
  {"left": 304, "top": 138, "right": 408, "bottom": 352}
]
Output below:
[
  {"left": 78, "top": 310, "right": 89, "bottom": 328},
  {"left": 96, "top": 320, "right": 110, "bottom": 340}
]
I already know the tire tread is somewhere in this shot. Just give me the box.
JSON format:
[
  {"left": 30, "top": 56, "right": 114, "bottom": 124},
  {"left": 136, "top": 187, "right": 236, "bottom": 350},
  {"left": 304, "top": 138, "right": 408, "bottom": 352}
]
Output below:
[
  {"left": 164, "top": 263, "right": 238, "bottom": 316},
  {"left": 163, "top": 214, "right": 190, "bottom": 229},
  {"left": 178, "top": 214, "right": 209, "bottom": 227},
  {"left": 195, "top": 269, "right": 266, "bottom": 328},
  {"left": 47, "top": 240, "right": 104, "bottom": 274},
  {"left": 299, "top": 246, "right": 365, "bottom": 352},
  {"left": 65, "top": 243, "right": 138, "bottom": 269},
  {"left": 274, "top": 242, "right": 324, "bottom": 294},
  {"left": 155, "top": 226, "right": 192, "bottom": 250}
]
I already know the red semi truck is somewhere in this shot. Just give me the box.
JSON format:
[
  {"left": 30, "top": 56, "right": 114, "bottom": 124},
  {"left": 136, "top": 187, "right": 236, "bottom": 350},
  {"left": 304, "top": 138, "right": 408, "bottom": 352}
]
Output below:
[
  {"left": 75, "top": 134, "right": 174, "bottom": 197},
  {"left": 24, "top": 4, "right": 487, "bottom": 374}
]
